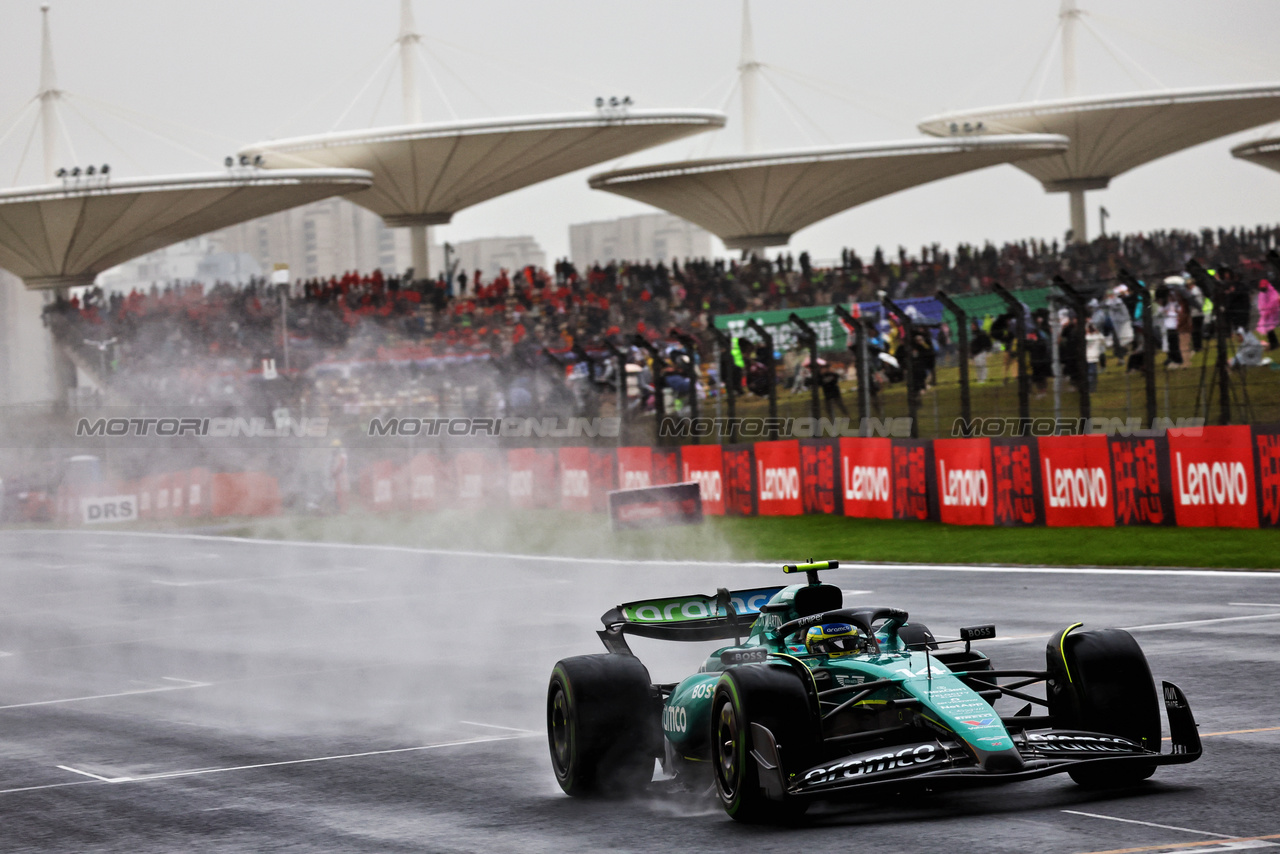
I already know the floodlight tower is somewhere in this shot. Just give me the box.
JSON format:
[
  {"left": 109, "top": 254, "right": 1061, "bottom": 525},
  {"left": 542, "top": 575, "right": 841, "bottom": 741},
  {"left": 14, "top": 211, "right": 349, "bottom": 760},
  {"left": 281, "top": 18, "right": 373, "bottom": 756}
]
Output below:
[
  {"left": 38, "top": 4, "right": 68, "bottom": 181},
  {"left": 739, "top": 0, "right": 761, "bottom": 154},
  {"left": 398, "top": 0, "right": 431, "bottom": 279},
  {"left": 1059, "top": 0, "right": 1089, "bottom": 242}
]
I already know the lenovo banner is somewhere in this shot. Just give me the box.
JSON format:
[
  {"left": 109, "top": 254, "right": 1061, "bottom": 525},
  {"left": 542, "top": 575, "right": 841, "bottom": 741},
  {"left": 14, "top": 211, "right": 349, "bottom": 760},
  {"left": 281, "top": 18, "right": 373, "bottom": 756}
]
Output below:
[
  {"left": 1169, "top": 426, "right": 1258, "bottom": 528},
  {"left": 558, "top": 447, "right": 593, "bottom": 513},
  {"left": 933, "top": 438, "right": 993, "bottom": 526},
  {"left": 616, "top": 447, "right": 654, "bottom": 490},
  {"left": 800, "top": 439, "right": 841, "bottom": 516},
  {"left": 991, "top": 438, "right": 1041, "bottom": 526},
  {"left": 755, "top": 440, "right": 804, "bottom": 516},
  {"left": 681, "top": 444, "right": 725, "bottom": 516},
  {"left": 408, "top": 452, "right": 441, "bottom": 512},
  {"left": 840, "top": 437, "right": 892, "bottom": 519},
  {"left": 608, "top": 482, "right": 703, "bottom": 531},
  {"left": 1038, "top": 435, "right": 1114, "bottom": 527},
  {"left": 454, "top": 449, "right": 503, "bottom": 511}
]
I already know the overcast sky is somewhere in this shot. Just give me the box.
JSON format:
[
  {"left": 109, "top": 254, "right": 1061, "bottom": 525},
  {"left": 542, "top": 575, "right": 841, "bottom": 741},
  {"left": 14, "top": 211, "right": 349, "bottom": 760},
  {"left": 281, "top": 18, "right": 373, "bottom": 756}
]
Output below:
[{"left": 2, "top": 0, "right": 1279, "bottom": 264}]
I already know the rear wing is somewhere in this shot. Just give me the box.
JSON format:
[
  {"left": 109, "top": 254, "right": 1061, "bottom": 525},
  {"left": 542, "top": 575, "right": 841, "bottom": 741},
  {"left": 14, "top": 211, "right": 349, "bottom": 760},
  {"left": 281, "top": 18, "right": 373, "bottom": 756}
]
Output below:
[{"left": 598, "top": 586, "right": 784, "bottom": 654}]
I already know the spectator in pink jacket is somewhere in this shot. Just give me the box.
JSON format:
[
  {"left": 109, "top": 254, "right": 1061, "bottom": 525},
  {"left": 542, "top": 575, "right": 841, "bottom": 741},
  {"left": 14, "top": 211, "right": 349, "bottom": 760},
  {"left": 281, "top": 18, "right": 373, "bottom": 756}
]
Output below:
[{"left": 1258, "top": 279, "right": 1280, "bottom": 350}]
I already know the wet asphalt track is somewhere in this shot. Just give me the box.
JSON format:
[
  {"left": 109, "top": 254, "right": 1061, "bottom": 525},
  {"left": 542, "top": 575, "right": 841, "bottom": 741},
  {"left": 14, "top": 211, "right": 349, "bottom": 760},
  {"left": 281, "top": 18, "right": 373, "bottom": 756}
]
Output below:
[{"left": 0, "top": 529, "right": 1278, "bottom": 853}]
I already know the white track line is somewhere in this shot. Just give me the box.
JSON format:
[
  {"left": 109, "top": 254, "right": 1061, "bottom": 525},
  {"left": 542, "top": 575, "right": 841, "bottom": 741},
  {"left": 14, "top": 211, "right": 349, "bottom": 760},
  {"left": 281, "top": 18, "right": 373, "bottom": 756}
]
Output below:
[
  {"left": 9, "top": 528, "right": 1280, "bottom": 577},
  {"left": 56, "top": 766, "right": 132, "bottom": 783},
  {"left": 458, "top": 720, "right": 538, "bottom": 734},
  {"left": 1229, "top": 602, "right": 1280, "bottom": 608},
  {"left": 1124, "top": 613, "right": 1280, "bottom": 631},
  {"left": 0, "top": 679, "right": 210, "bottom": 710},
  {"left": 1063, "top": 809, "right": 1238, "bottom": 839},
  {"left": 123, "top": 734, "right": 531, "bottom": 783}
]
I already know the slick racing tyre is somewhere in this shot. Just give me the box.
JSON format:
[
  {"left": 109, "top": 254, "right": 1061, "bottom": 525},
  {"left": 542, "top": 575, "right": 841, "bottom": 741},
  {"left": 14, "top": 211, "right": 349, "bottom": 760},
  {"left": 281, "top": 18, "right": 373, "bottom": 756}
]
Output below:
[
  {"left": 711, "top": 663, "right": 819, "bottom": 824},
  {"left": 1046, "top": 626, "right": 1160, "bottom": 787},
  {"left": 547, "top": 654, "right": 660, "bottom": 797}
]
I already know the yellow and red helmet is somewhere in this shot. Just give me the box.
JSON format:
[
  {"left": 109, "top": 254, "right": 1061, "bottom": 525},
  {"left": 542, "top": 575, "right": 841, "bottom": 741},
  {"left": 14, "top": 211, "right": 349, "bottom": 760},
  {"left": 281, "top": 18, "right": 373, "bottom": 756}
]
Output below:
[{"left": 805, "top": 622, "right": 870, "bottom": 657}]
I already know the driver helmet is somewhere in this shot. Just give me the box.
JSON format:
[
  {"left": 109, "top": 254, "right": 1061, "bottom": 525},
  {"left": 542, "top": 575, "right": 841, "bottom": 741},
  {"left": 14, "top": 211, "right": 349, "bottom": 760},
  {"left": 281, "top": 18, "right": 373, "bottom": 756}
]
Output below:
[{"left": 805, "top": 623, "right": 870, "bottom": 657}]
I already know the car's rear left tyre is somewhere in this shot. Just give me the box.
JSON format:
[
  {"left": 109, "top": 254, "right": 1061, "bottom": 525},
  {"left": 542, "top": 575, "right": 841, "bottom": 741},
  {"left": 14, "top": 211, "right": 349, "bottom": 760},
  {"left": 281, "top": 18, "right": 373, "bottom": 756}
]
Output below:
[
  {"left": 547, "top": 654, "right": 660, "bottom": 797},
  {"left": 711, "top": 663, "right": 819, "bottom": 824},
  {"left": 1046, "top": 625, "right": 1160, "bottom": 787}
]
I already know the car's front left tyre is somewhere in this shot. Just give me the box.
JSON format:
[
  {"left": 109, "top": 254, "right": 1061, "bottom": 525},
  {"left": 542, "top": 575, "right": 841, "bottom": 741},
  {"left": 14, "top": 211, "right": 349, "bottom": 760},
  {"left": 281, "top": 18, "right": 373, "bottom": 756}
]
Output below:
[
  {"left": 711, "top": 663, "right": 819, "bottom": 824},
  {"left": 547, "top": 654, "right": 659, "bottom": 797}
]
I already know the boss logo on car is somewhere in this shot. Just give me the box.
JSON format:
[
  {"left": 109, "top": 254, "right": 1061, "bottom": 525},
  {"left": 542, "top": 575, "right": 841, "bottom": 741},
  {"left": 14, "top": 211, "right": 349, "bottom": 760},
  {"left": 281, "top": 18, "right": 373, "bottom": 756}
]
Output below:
[{"left": 720, "top": 649, "right": 768, "bottom": 665}]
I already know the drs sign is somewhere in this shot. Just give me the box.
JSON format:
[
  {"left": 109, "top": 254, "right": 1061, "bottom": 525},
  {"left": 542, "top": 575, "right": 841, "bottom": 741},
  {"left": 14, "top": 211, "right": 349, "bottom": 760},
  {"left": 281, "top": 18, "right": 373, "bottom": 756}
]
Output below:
[{"left": 81, "top": 495, "right": 138, "bottom": 524}]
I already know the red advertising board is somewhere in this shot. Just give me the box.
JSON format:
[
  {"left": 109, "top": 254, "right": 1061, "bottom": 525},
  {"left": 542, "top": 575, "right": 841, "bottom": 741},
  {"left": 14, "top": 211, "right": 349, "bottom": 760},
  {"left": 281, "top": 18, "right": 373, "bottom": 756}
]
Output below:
[
  {"left": 1253, "top": 425, "right": 1280, "bottom": 528},
  {"left": 1037, "top": 435, "right": 1114, "bottom": 527},
  {"left": 558, "top": 447, "right": 592, "bottom": 513},
  {"left": 840, "top": 438, "right": 892, "bottom": 519},
  {"left": 755, "top": 440, "right": 803, "bottom": 516},
  {"left": 992, "top": 438, "right": 1041, "bottom": 526},
  {"left": 933, "top": 438, "right": 994, "bottom": 526},
  {"left": 453, "top": 450, "right": 500, "bottom": 511},
  {"left": 800, "top": 440, "right": 840, "bottom": 515},
  {"left": 616, "top": 447, "right": 654, "bottom": 491},
  {"left": 589, "top": 449, "right": 617, "bottom": 513},
  {"left": 680, "top": 444, "right": 725, "bottom": 516},
  {"left": 507, "top": 448, "right": 558, "bottom": 509},
  {"left": 1108, "top": 437, "right": 1173, "bottom": 526},
  {"left": 722, "top": 445, "right": 756, "bottom": 516},
  {"left": 891, "top": 439, "right": 931, "bottom": 521},
  {"left": 1169, "top": 426, "right": 1258, "bottom": 528},
  {"left": 652, "top": 448, "right": 680, "bottom": 486},
  {"left": 408, "top": 452, "right": 441, "bottom": 512}
]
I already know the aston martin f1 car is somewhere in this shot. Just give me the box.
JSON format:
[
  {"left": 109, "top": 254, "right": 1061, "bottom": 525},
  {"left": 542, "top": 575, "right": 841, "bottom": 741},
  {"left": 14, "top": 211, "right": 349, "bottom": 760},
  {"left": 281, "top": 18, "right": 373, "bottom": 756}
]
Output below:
[{"left": 546, "top": 561, "right": 1201, "bottom": 823}]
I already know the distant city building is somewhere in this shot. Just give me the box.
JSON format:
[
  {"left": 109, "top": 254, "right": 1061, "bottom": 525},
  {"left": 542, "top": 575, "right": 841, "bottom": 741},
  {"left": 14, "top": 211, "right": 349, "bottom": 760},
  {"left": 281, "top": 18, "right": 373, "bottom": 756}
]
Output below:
[
  {"left": 208, "top": 197, "right": 414, "bottom": 282},
  {"left": 570, "top": 213, "right": 711, "bottom": 267},
  {"left": 448, "top": 236, "right": 546, "bottom": 282}
]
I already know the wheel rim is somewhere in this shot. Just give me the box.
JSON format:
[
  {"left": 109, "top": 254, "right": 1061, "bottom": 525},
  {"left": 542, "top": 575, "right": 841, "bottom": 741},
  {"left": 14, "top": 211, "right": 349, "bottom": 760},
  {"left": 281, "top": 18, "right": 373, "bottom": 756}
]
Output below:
[
  {"left": 715, "top": 699, "right": 740, "bottom": 799},
  {"left": 550, "top": 685, "right": 572, "bottom": 775}
]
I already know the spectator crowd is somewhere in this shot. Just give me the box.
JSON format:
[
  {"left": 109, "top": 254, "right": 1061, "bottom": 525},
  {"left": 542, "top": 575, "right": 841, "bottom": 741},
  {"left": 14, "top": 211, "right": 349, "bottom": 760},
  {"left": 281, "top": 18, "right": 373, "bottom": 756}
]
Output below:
[{"left": 42, "top": 224, "right": 1280, "bottom": 418}]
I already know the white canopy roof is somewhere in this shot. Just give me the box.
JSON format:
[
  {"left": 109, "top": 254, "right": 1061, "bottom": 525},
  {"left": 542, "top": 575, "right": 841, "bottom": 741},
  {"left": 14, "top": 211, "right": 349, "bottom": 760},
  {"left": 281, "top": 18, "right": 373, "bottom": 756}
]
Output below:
[
  {"left": 0, "top": 168, "right": 373, "bottom": 289},
  {"left": 1232, "top": 136, "right": 1280, "bottom": 174},
  {"left": 239, "top": 109, "right": 725, "bottom": 227},
  {"left": 918, "top": 83, "right": 1280, "bottom": 192},
  {"left": 587, "top": 135, "right": 1068, "bottom": 249}
]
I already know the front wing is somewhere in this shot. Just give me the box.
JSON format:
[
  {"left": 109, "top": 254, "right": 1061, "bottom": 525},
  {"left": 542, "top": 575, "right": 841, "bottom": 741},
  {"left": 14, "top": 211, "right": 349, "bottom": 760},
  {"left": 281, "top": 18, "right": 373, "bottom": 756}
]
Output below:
[{"left": 748, "top": 681, "right": 1201, "bottom": 801}]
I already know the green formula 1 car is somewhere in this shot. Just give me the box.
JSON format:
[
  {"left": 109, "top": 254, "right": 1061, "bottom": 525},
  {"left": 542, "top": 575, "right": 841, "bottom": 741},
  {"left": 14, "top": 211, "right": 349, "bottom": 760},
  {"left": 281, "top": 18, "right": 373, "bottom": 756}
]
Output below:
[{"left": 546, "top": 561, "right": 1201, "bottom": 823}]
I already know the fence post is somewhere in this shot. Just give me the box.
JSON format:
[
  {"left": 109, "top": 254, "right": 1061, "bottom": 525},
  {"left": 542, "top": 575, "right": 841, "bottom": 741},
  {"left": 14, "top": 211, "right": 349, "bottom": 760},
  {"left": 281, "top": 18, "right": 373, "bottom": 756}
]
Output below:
[
  {"left": 746, "top": 319, "right": 779, "bottom": 439},
  {"left": 1054, "top": 275, "right": 1092, "bottom": 426},
  {"left": 880, "top": 297, "right": 919, "bottom": 439},
  {"left": 934, "top": 291, "right": 970, "bottom": 426},
  {"left": 632, "top": 335, "right": 667, "bottom": 445},
  {"left": 1119, "top": 269, "right": 1157, "bottom": 426},
  {"left": 991, "top": 283, "right": 1030, "bottom": 423},
  {"left": 788, "top": 312, "right": 822, "bottom": 422},
  {"left": 710, "top": 325, "right": 738, "bottom": 444},
  {"left": 832, "top": 304, "right": 871, "bottom": 434}
]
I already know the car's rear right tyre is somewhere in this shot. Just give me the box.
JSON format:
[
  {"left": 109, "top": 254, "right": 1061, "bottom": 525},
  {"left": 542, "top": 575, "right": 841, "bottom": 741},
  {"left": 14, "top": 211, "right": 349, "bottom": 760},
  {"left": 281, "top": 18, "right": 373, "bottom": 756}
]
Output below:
[
  {"left": 711, "top": 663, "right": 819, "bottom": 824},
  {"left": 547, "top": 654, "right": 659, "bottom": 797},
  {"left": 1046, "top": 625, "right": 1160, "bottom": 787}
]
